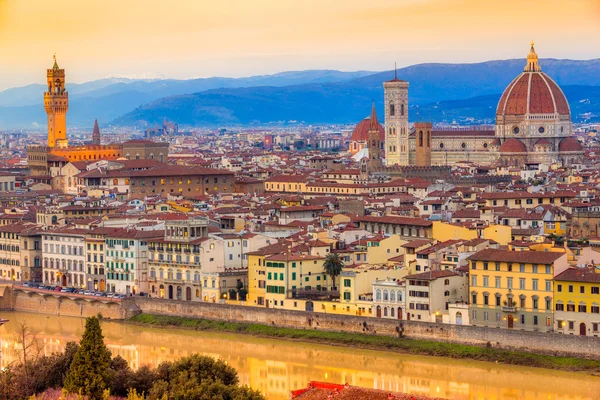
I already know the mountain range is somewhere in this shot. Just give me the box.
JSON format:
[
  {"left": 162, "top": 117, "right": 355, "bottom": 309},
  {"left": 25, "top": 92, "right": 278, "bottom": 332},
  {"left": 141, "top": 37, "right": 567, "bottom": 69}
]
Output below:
[{"left": 0, "top": 59, "right": 599, "bottom": 129}]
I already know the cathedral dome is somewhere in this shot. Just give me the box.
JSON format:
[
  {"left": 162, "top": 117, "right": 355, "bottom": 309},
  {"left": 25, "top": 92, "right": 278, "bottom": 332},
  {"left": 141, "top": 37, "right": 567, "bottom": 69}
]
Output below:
[
  {"left": 350, "top": 117, "right": 385, "bottom": 143},
  {"left": 499, "top": 138, "right": 527, "bottom": 153},
  {"left": 559, "top": 137, "right": 583, "bottom": 152},
  {"left": 496, "top": 43, "right": 570, "bottom": 118}
]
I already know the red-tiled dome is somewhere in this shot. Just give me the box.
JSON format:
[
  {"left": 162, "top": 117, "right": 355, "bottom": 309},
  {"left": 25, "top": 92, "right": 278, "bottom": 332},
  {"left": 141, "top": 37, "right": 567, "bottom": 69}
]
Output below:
[
  {"left": 499, "top": 138, "right": 527, "bottom": 153},
  {"left": 534, "top": 138, "right": 552, "bottom": 146},
  {"left": 558, "top": 137, "right": 583, "bottom": 152},
  {"left": 496, "top": 44, "right": 570, "bottom": 117},
  {"left": 350, "top": 117, "right": 385, "bottom": 142}
]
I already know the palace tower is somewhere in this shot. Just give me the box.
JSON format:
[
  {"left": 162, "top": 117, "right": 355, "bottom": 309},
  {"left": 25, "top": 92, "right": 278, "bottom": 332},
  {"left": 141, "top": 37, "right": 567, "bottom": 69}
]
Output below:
[{"left": 44, "top": 55, "right": 69, "bottom": 148}]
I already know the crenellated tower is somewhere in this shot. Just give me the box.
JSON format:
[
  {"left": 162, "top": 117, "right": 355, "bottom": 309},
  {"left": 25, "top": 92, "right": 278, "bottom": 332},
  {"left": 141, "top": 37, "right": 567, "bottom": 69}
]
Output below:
[
  {"left": 384, "top": 69, "right": 409, "bottom": 166},
  {"left": 44, "top": 55, "right": 69, "bottom": 148}
]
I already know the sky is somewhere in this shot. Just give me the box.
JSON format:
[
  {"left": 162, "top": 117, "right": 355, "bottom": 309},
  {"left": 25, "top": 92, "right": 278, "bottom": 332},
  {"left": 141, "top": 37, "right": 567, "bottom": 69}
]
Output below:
[{"left": 0, "top": 0, "right": 599, "bottom": 90}]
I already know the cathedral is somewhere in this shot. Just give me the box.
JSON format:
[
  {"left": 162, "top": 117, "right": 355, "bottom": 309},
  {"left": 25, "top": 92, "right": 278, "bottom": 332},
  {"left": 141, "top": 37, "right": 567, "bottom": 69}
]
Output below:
[
  {"left": 349, "top": 43, "right": 584, "bottom": 168},
  {"left": 28, "top": 57, "right": 169, "bottom": 176}
]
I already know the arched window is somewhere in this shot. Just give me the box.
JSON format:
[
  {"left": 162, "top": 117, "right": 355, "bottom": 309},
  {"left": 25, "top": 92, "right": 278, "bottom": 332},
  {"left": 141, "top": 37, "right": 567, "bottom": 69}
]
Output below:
[
  {"left": 383, "top": 307, "right": 388, "bottom": 317},
  {"left": 400, "top": 103, "right": 405, "bottom": 116},
  {"left": 376, "top": 289, "right": 382, "bottom": 301},
  {"left": 419, "top": 131, "right": 423, "bottom": 146},
  {"left": 397, "top": 291, "right": 402, "bottom": 301},
  {"left": 389, "top": 102, "right": 395, "bottom": 116},
  {"left": 390, "top": 291, "right": 396, "bottom": 302},
  {"left": 383, "top": 290, "right": 389, "bottom": 301},
  {"left": 444, "top": 279, "right": 450, "bottom": 285},
  {"left": 427, "top": 132, "right": 431, "bottom": 147}
]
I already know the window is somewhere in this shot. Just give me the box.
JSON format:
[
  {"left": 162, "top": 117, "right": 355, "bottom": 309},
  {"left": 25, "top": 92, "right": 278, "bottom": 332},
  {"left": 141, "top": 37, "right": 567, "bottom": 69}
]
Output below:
[
  {"left": 519, "top": 278, "right": 526, "bottom": 290},
  {"left": 495, "top": 277, "right": 501, "bottom": 288},
  {"left": 578, "top": 304, "right": 587, "bottom": 313},
  {"left": 593, "top": 323, "right": 599, "bottom": 332},
  {"left": 495, "top": 262, "right": 500, "bottom": 271},
  {"left": 483, "top": 294, "right": 489, "bottom": 305},
  {"left": 472, "top": 310, "right": 477, "bottom": 320},
  {"left": 472, "top": 293, "right": 477, "bottom": 304},
  {"left": 557, "top": 284, "right": 562, "bottom": 292},
  {"left": 580, "top": 286, "right": 585, "bottom": 294},
  {"left": 569, "top": 321, "right": 574, "bottom": 330},
  {"left": 495, "top": 294, "right": 501, "bottom": 306},
  {"left": 483, "top": 262, "right": 488, "bottom": 270},
  {"left": 520, "top": 315, "right": 525, "bottom": 324},
  {"left": 567, "top": 303, "right": 575, "bottom": 312},
  {"left": 471, "top": 275, "right": 477, "bottom": 287},
  {"left": 545, "top": 265, "right": 551, "bottom": 274},
  {"left": 507, "top": 277, "right": 513, "bottom": 289},
  {"left": 568, "top": 285, "right": 574, "bottom": 293},
  {"left": 532, "top": 265, "right": 538, "bottom": 274},
  {"left": 483, "top": 276, "right": 489, "bottom": 287},
  {"left": 533, "top": 315, "right": 538, "bottom": 325},
  {"left": 545, "top": 280, "right": 552, "bottom": 292},
  {"left": 484, "top": 311, "right": 489, "bottom": 321},
  {"left": 532, "top": 298, "right": 538, "bottom": 309},
  {"left": 344, "top": 279, "right": 351, "bottom": 287},
  {"left": 592, "top": 287, "right": 600, "bottom": 295},
  {"left": 592, "top": 305, "right": 600, "bottom": 314},
  {"left": 520, "top": 264, "right": 525, "bottom": 273},
  {"left": 556, "top": 303, "right": 564, "bottom": 311},
  {"left": 520, "top": 297, "right": 526, "bottom": 308},
  {"left": 532, "top": 279, "right": 538, "bottom": 291}
]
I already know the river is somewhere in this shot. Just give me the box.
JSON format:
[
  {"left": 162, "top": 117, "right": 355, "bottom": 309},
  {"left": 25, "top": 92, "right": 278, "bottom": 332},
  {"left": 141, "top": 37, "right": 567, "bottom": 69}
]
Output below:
[{"left": 0, "top": 312, "right": 599, "bottom": 399}]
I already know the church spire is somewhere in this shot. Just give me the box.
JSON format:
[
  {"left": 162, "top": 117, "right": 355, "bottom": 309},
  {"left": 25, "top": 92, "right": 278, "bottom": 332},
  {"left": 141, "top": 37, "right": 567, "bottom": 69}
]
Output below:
[
  {"left": 369, "top": 100, "right": 379, "bottom": 131},
  {"left": 92, "top": 119, "right": 101, "bottom": 145},
  {"left": 524, "top": 40, "right": 541, "bottom": 72},
  {"left": 53, "top": 54, "right": 60, "bottom": 70}
]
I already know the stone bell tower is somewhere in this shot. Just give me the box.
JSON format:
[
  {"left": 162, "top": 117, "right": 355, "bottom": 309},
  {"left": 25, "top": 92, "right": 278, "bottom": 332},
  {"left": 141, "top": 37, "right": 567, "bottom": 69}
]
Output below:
[
  {"left": 384, "top": 67, "right": 409, "bottom": 166},
  {"left": 44, "top": 55, "right": 69, "bottom": 148}
]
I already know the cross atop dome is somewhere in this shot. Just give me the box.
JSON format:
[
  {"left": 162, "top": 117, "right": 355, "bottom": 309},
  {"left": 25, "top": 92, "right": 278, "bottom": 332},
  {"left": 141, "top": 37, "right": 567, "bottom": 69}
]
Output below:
[{"left": 524, "top": 40, "right": 541, "bottom": 72}]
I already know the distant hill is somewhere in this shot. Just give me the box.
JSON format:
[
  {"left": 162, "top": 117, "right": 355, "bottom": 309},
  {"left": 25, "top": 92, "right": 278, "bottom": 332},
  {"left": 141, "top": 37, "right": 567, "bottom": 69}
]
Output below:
[{"left": 1, "top": 59, "right": 599, "bottom": 128}]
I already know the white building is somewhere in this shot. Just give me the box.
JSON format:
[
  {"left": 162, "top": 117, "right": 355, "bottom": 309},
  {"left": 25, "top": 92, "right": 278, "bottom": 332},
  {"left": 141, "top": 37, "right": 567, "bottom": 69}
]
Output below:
[
  {"left": 105, "top": 228, "right": 162, "bottom": 295},
  {"left": 372, "top": 279, "right": 406, "bottom": 320},
  {"left": 42, "top": 229, "right": 87, "bottom": 288},
  {"left": 404, "top": 270, "right": 468, "bottom": 322}
]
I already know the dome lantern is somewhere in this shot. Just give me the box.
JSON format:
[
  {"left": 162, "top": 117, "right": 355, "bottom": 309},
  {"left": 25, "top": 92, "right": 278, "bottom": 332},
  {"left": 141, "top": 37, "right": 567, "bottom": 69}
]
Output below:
[{"left": 524, "top": 41, "right": 541, "bottom": 72}]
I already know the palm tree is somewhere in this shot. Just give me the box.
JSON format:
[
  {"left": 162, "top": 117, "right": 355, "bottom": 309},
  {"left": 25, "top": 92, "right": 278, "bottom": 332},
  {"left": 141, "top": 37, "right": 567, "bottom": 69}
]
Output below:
[{"left": 323, "top": 253, "right": 344, "bottom": 291}]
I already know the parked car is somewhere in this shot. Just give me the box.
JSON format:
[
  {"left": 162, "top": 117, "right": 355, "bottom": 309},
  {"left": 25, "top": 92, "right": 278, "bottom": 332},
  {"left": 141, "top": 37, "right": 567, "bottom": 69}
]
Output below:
[{"left": 54, "top": 286, "right": 62, "bottom": 292}]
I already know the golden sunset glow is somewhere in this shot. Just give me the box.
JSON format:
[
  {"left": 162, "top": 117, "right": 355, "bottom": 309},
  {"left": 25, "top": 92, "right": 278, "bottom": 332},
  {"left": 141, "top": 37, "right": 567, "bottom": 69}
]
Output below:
[{"left": 0, "top": 0, "right": 599, "bottom": 89}]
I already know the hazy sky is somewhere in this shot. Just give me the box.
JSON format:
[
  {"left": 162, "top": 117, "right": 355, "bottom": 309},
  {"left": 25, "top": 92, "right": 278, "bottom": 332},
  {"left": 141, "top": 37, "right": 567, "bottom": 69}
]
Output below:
[{"left": 0, "top": 0, "right": 599, "bottom": 90}]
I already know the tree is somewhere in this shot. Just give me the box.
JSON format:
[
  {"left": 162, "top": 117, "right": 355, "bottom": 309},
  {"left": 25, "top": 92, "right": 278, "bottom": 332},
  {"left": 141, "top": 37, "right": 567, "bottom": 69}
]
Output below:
[
  {"left": 64, "top": 316, "right": 112, "bottom": 400},
  {"left": 323, "top": 253, "right": 344, "bottom": 291}
]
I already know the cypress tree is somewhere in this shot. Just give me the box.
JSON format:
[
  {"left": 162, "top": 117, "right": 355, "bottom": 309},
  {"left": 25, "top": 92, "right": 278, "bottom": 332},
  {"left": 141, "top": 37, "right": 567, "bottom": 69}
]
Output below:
[{"left": 64, "top": 316, "right": 112, "bottom": 400}]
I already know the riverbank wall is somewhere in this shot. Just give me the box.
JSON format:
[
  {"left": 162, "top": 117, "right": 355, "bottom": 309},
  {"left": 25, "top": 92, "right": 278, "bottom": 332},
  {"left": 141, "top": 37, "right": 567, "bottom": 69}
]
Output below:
[
  {"left": 3, "top": 284, "right": 600, "bottom": 360},
  {"left": 0, "top": 284, "right": 139, "bottom": 319},
  {"left": 134, "top": 297, "right": 600, "bottom": 360}
]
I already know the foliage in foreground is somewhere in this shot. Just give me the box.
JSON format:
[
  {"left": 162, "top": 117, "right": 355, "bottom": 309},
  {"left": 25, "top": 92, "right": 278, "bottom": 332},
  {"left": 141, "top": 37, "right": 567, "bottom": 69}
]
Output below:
[
  {"left": 130, "top": 313, "right": 600, "bottom": 373},
  {"left": 0, "top": 317, "right": 264, "bottom": 400}
]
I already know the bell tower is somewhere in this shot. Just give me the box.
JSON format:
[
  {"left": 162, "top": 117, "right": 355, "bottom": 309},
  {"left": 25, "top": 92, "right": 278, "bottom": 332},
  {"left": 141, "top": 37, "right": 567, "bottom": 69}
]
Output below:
[
  {"left": 367, "top": 102, "right": 383, "bottom": 171},
  {"left": 44, "top": 55, "right": 69, "bottom": 148},
  {"left": 384, "top": 67, "right": 409, "bottom": 166}
]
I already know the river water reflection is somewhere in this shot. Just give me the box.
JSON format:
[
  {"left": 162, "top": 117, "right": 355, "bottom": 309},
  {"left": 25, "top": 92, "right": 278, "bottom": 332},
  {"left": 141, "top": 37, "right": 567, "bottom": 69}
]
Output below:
[{"left": 1, "top": 312, "right": 599, "bottom": 399}]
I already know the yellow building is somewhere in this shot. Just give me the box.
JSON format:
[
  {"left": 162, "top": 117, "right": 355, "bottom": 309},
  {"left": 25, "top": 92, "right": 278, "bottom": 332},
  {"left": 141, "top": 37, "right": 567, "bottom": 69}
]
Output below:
[
  {"left": 467, "top": 248, "right": 568, "bottom": 331},
  {"left": 431, "top": 221, "right": 511, "bottom": 245},
  {"left": 554, "top": 267, "right": 600, "bottom": 336},
  {"left": 247, "top": 242, "right": 289, "bottom": 307}
]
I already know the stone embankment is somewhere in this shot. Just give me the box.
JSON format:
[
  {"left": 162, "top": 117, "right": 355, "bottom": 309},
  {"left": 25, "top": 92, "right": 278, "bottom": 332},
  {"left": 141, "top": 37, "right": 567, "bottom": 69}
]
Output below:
[{"left": 3, "top": 284, "right": 600, "bottom": 360}]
